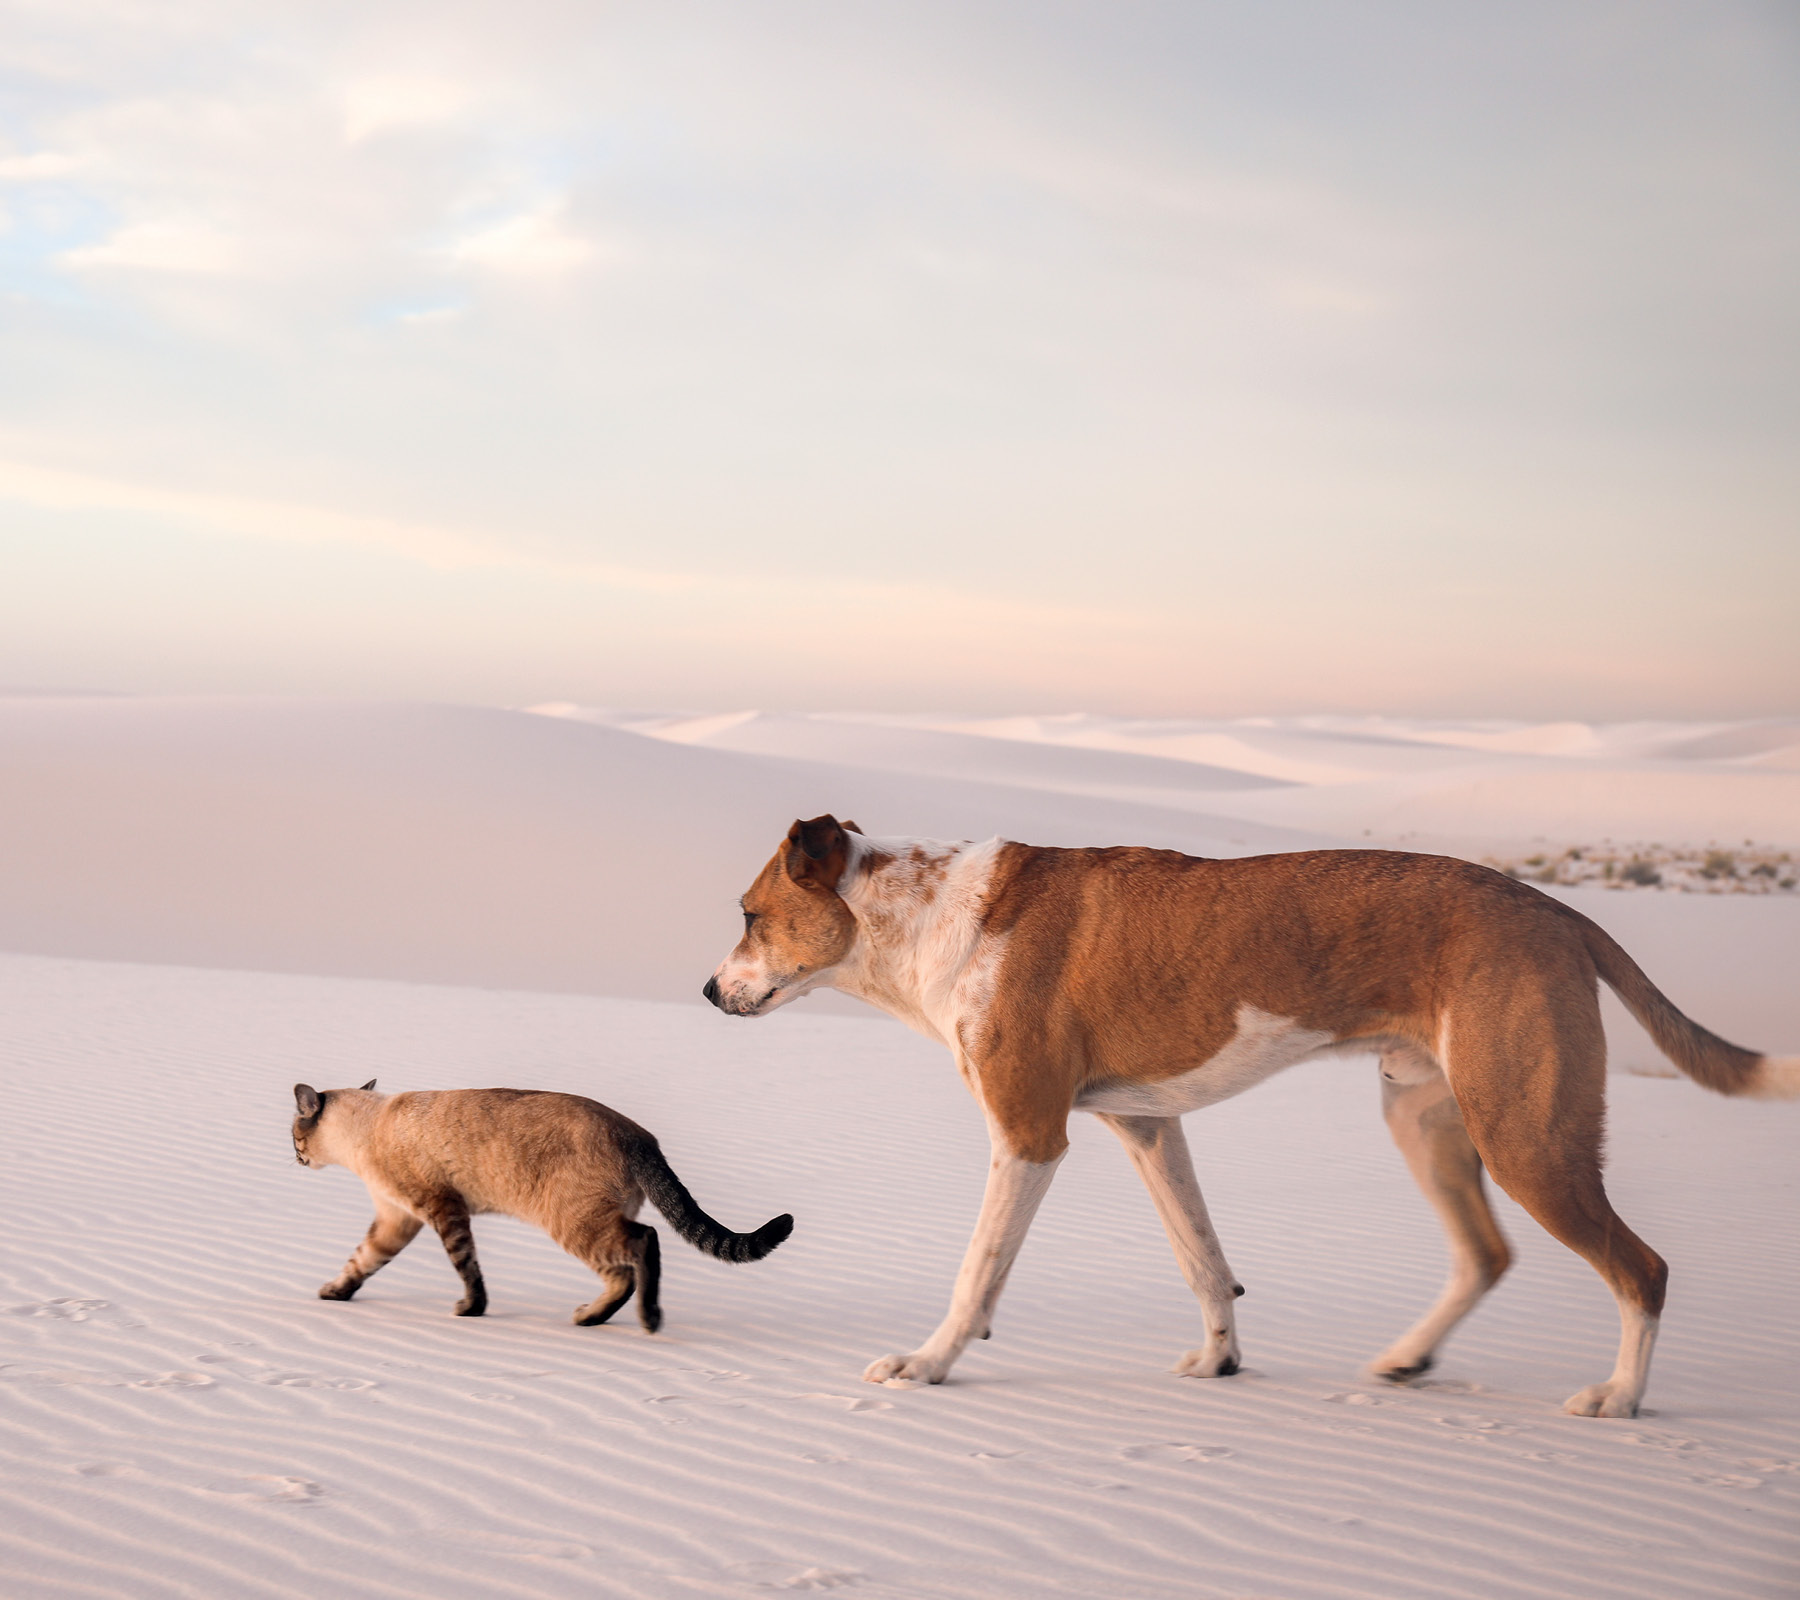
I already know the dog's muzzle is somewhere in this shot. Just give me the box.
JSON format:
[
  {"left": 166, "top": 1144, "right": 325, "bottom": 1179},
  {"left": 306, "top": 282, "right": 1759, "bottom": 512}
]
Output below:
[{"left": 702, "top": 976, "right": 722, "bottom": 1008}]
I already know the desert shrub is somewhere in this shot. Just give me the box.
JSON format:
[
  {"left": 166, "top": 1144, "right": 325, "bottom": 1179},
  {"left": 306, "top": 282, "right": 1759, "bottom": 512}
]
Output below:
[
  {"left": 1700, "top": 849, "right": 1738, "bottom": 880},
  {"left": 1620, "top": 859, "right": 1661, "bottom": 887}
]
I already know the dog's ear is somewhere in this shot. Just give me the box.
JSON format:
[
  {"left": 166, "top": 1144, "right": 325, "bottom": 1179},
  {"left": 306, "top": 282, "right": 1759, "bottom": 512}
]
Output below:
[
  {"left": 359, "top": 1079, "right": 377, "bottom": 1092},
  {"left": 840, "top": 819, "right": 862, "bottom": 834},
  {"left": 785, "top": 814, "right": 851, "bottom": 888},
  {"left": 294, "top": 1084, "right": 323, "bottom": 1123}
]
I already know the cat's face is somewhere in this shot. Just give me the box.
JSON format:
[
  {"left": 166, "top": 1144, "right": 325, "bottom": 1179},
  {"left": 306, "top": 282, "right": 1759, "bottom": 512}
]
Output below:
[{"left": 291, "top": 1082, "right": 377, "bottom": 1166}]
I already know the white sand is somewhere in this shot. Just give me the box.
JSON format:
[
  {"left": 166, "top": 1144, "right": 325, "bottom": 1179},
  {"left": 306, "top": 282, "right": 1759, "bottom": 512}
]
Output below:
[
  {"left": 2, "top": 955, "right": 1796, "bottom": 1599},
  {"left": 2, "top": 695, "right": 1797, "bottom": 1597}
]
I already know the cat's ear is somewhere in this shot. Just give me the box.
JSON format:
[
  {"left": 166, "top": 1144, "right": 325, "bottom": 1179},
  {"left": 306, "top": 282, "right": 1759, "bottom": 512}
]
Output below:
[
  {"left": 359, "top": 1079, "right": 377, "bottom": 1091},
  {"left": 294, "top": 1084, "right": 323, "bottom": 1122}
]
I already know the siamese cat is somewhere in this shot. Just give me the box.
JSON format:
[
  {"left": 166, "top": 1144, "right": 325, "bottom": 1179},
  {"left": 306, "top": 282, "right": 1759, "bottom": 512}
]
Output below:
[{"left": 292, "top": 1082, "right": 792, "bottom": 1331}]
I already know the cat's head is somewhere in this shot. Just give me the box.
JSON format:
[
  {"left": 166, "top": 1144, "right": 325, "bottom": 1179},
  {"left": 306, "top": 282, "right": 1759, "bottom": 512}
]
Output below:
[{"left": 292, "top": 1080, "right": 378, "bottom": 1167}]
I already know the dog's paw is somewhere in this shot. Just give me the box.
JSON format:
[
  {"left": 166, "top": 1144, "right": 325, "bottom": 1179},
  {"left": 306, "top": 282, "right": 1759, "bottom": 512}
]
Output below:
[
  {"left": 862, "top": 1350, "right": 950, "bottom": 1385},
  {"left": 317, "top": 1281, "right": 358, "bottom": 1301},
  {"left": 1173, "top": 1343, "right": 1242, "bottom": 1379},
  {"left": 1368, "top": 1351, "right": 1434, "bottom": 1384},
  {"left": 1563, "top": 1381, "right": 1639, "bottom": 1419}
]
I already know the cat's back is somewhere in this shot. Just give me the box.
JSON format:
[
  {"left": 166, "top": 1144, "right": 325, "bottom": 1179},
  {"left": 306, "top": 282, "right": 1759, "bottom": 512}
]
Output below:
[{"left": 368, "top": 1088, "right": 646, "bottom": 1219}]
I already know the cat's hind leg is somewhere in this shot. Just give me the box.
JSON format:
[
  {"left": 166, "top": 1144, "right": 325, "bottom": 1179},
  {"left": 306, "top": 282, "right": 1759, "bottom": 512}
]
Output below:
[
  {"left": 423, "top": 1195, "right": 487, "bottom": 1316},
  {"left": 566, "top": 1216, "right": 661, "bottom": 1332},
  {"left": 633, "top": 1222, "right": 662, "bottom": 1334},
  {"left": 319, "top": 1205, "right": 422, "bottom": 1301}
]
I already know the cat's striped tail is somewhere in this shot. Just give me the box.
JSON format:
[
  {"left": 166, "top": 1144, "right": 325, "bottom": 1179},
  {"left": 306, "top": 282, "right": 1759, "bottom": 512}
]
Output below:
[{"left": 623, "top": 1135, "right": 794, "bottom": 1262}]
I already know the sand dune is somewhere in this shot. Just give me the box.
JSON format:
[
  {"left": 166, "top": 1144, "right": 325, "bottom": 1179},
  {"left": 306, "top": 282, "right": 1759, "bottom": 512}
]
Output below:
[
  {"left": 562, "top": 708, "right": 1800, "bottom": 854},
  {"left": 0, "top": 953, "right": 1794, "bottom": 1599},
  {"left": 0, "top": 696, "right": 1325, "bottom": 1003}
]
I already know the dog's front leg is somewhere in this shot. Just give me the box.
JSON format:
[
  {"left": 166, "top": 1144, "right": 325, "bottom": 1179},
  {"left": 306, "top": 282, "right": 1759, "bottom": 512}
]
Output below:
[{"left": 862, "top": 1132, "right": 1065, "bottom": 1385}]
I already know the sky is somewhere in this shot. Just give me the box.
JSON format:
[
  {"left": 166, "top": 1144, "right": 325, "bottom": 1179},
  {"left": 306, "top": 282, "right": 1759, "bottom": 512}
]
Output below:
[{"left": 1, "top": 0, "right": 1797, "bottom": 717}]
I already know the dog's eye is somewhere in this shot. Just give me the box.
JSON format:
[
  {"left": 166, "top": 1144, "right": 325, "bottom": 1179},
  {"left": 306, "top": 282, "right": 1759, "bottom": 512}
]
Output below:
[{"left": 743, "top": 911, "right": 760, "bottom": 933}]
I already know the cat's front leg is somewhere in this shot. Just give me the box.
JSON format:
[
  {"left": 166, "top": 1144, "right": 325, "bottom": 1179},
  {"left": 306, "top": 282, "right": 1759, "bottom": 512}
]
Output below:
[
  {"left": 425, "top": 1195, "right": 487, "bottom": 1316},
  {"left": 320, "top": 1207, "right": 422, "bottom": 1300}
]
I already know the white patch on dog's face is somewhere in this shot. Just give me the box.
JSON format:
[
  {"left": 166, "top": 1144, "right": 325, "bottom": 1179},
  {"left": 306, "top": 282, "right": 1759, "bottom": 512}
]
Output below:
[{"left": 709, "top": 839, "right": 859, "bottom": 1016}]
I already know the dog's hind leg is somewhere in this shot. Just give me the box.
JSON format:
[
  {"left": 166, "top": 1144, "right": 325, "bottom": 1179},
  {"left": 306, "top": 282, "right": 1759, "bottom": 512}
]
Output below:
[
  {"left": 1099, "top": 1113, "right": 1244, "bottom": 1378},
  {"left": 1369, "top": 1054, "right": 1511, "bottom": 1382},
  {"left": 1445, "top": 996, "right": 1667, "bottom": 1418}
]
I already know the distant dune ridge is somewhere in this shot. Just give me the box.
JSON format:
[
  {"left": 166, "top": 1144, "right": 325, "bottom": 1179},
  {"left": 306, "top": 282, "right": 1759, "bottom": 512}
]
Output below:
[{"left": 0, "top": 695, "right": 1796, "bottom": 1040}]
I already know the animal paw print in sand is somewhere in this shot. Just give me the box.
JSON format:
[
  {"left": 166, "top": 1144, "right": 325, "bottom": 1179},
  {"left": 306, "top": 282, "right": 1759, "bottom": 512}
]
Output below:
[
  {"left": 1120, "top": 1443, "right": 1234, "bottom": 1466},
  {"left": 256, "top": 1373, "right": 378, "bottom": 1391},
  {"left": 1435, "top": 1414, "right": 1523, "bottom": 1440},
  {"left": 5, "top": 1298, "right": 113, "bottom": 1322},
  {"left": 800, "top": 1393, "right": 893, "bottom": 1413},
  {"left": 732, "top": 1561, "right": 863, "bottom": 1590},
  {"left": 203, "top": 1475, "right": 324, "bottom": 1504}
]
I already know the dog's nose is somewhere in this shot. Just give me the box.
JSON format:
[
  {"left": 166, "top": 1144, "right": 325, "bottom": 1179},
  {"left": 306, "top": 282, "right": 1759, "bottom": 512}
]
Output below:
[{"left": 702, "top": 975, "right": 721, "bottom": 1008}]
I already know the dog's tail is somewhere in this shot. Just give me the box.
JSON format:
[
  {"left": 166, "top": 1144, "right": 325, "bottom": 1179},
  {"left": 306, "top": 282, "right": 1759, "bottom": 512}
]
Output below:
[
  {"left": 622, "top": 1135, "right": 794, "bottom": 1262},
  {"left": 1576, "top": 916, "right": 1799, "bottom": 1099}
]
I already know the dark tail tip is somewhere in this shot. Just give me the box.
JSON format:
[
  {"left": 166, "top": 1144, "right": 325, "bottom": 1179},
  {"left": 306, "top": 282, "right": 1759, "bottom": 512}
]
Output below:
[{"left": 733, "top": 1212, "right": 794, "bottom": 1262}]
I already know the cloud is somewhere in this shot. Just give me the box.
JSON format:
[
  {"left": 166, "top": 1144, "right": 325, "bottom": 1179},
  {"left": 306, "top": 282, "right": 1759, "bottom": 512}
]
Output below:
[
  {"left": 341, "top": 75, "right": 481, "bottom": 144},
  {"left": 444, "top": 200, "right": 608, "bottom": 275},
  {"left": 0, "top": 151, "right": 84, "bottom": 181},
  {"left": 61, "top": 219, "right": 243, "bottom": 275}
]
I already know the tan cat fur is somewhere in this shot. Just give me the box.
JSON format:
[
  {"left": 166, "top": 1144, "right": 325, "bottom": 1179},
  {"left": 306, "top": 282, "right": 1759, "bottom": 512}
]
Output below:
[{"left": 292, "top": 1083, "right": 792, "bottom": 1331}]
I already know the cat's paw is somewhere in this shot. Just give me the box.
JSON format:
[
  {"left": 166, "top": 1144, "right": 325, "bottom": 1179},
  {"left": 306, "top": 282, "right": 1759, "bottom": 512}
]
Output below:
[
  {"left": 453, "top": 1294, "right": 487, "bottom": 1317},
  {"left": 318, "top": 1280, "right": 359, "bottom": 1301}
]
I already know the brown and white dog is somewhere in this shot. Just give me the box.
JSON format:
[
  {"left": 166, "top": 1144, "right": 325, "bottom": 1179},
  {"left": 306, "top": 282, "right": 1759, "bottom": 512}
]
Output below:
[{"left": 705, "top": 816, "right": 1797, "bottom": 1417}]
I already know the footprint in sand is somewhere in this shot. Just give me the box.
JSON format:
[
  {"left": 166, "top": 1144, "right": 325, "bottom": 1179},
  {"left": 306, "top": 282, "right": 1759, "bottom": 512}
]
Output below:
[
  {"left": 73, "top": 1463, "right": 136, "bottom": 1477},
  {"left": 1685, "top": 1473, "right": 1763, "bottom": 1490},
  {"left": 131, "top": 1372, "right": 216, "bottom": 1390},
  {"left": 256, "top": 1374, "right": 377, "bottom": 1391},
  {"left": 5, "top": 1298, "right": 113, "bottom": 1322},
  {"left": 802, "top": 1394, "right": 893, "bottom": 1413},
  {"left": 1120, "top": 1443, "right": 1233, "bottom": 1465},
  {"left": 204, "top": 1475, "right": 324, "bottom": 1503},
  {"left": 1618, "top": 1431, "right": 1702, "bottom": 1455},
  {"left": 732, "top": 1561, "right": 863, "bottom": 1590},
  {"left": 1322, "top": 1392, "right": 1390, "bottom": 1407},
  {"left": 1435, "top": 1415, "right": 1521, "bottom": 1436}
]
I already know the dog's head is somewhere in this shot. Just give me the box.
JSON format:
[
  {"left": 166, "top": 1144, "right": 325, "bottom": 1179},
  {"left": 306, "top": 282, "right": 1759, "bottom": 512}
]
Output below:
[{"left": 704, "top": 815, "right": 862, "bottom": 1016}]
